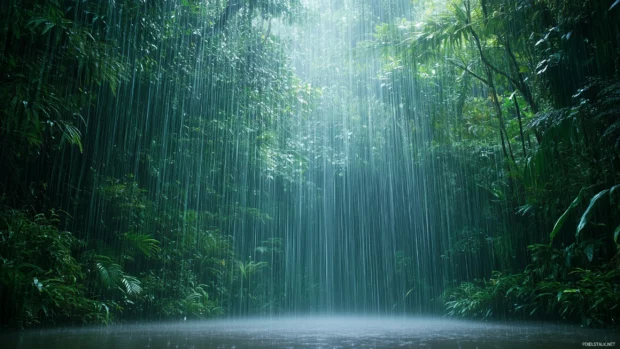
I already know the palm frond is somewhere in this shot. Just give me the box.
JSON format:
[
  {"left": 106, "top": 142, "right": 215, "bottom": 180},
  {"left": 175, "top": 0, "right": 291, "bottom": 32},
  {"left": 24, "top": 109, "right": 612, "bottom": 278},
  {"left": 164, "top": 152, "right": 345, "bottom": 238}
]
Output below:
[
  {"left": 93, "top": 255, "right": 141, "bottom": 295},
  {"left": 120, "top": 275, "right": 142, "bottom": 295},
  {"left": 123, "top": 232, "right": 160, "bottom": 258},
  {"left": 57, "top": 120, "right": 83, "bottom": 153},
  {"left": 238, "top": 260, "right": 268, "bottom": 279}
]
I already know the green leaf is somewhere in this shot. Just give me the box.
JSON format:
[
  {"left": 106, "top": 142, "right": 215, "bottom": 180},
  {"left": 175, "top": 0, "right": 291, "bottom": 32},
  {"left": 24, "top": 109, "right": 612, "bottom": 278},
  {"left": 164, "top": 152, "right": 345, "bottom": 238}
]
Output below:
[
  {"left": 99, "top": 303, "right": 110, "bottom": 324},
  {"left": 611, "top": 0, "right": 620, "bottom": 11},
  {"left": 609, "top": 184, "right": 620, "bottom": 202},
  {"left": 584, "top": 244, "right": 594, "bottom": 262},
  {"left": 563, "top": 289, "right": 580, "bottom": 293},
  {"left": 120, "top": 276, "right": 142, "bottom": 295},
  {"left": 57, "top": 121, "right": 83, "bottom": 153},
  {"left": 549, "top": 188, "right": 584, "bottom": 244},
  {"left": 613, "top": 224, "right": 620, "bottom": 244},
  {"left": 576, "top": 189, "right": 609, "bottom": 239},
  {"left": 123, "top": 232, "right": 160, "bottom": 258},
  {"left": 95, "top": 261, "right": 115, "bottom": 289},
  {"left": 41, "top": 22, "right": 55, "bottom": 35}
]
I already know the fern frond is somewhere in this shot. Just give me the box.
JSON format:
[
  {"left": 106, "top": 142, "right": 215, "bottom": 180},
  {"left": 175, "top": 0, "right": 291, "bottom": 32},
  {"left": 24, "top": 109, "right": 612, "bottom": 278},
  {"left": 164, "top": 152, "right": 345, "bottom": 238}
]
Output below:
[
  {"left": 120, "top": 276, "right": 142, "bottom": 295},
  {"left": 124, "top": 232, "right": 160, "bottom": 258},
  {"left": 93, "top": 255, "right": 141, "bottom": 295}
]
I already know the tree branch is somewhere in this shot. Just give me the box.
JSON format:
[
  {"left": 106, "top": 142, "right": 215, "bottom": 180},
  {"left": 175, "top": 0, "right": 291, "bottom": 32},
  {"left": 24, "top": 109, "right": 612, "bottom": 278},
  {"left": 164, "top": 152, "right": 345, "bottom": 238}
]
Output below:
[
  {"left": 504, "top": 38, "right": 538, "bottom": 113},
  {"left": 447, "top": 59, "right": 488, "bottom": 85}
]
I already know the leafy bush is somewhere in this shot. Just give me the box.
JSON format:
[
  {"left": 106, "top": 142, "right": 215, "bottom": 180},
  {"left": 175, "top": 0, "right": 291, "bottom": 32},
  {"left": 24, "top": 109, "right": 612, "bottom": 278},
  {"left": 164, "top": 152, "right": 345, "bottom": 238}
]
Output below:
[
  {"left": 0, "top": 209, "right": 109, "bottom": 327},
  {"left": 445, "top": 244, "right": 620, "bottom": 328},
  {"left": 179, "top": 284, "right": 224, "bottom": 318},
  {"left": 445, "top": 282, "right": 497, "bottom": 319}
]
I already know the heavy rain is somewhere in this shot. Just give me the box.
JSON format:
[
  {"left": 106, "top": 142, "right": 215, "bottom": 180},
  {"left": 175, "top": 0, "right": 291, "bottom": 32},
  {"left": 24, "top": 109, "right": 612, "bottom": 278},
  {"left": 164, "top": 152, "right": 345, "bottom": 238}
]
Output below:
[{"left": 1, "top": 0, "right": 619, "bottom": 348}]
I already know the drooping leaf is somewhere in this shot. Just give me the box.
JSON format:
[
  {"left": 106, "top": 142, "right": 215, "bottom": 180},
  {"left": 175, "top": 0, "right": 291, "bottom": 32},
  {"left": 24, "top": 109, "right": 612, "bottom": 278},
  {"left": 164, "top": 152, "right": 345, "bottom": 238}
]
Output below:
[
  {"left": 584, "top": 244, "right": 594, "bottom": 262},
  {"left": 549, "top": 188, "right": 584, "bottom": 244},
  {"left": 609, "top": 184, "right": 620, "bottom": 202},
  {"left": 576, "top": 189, "right": 609, "bottom": 239},
  {"left": 57, "top": 121, "right": 83, "bottom": 153}
]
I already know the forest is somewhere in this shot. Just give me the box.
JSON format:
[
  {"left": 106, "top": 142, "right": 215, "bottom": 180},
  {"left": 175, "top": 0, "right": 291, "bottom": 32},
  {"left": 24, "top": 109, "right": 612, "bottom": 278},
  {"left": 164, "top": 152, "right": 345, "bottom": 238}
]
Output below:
[{"left": 0, "top": 0, "right": 619, "bottom": 331}]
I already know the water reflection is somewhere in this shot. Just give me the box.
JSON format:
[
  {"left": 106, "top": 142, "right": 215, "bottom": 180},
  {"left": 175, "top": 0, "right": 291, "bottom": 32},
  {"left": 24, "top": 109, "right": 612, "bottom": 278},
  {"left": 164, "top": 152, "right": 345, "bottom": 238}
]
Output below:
[{"left": 2, "top": 317, "right": 618, "bottom": 349}]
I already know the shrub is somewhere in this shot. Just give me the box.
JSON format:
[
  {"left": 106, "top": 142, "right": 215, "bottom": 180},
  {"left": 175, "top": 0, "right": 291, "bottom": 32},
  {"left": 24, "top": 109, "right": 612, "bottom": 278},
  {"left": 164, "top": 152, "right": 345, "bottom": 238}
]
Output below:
[{"left": 0, "top": 209, "right": 110, "bottom": 327}]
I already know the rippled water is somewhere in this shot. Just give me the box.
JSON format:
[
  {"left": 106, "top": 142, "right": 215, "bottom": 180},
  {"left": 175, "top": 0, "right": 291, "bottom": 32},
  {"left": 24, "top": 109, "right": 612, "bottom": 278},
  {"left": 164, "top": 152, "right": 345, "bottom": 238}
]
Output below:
[{"left": 3, "top": 317, "right": 618, "bottom": 349}]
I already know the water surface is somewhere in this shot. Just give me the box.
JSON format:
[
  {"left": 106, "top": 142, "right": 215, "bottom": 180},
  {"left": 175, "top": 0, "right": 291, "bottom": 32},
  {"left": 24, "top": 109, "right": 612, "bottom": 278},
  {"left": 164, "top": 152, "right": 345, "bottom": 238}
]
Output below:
[{"left": 3, "top": 317, "right": 618, "bottom": 349}]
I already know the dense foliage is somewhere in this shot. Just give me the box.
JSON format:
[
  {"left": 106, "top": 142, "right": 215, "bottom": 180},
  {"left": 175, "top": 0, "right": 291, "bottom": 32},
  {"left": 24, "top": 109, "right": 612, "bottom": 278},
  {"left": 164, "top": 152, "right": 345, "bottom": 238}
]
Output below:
[
  {"left": 1, "top": 0, "right": 304, "bottom": 327},
  {"left": 0, "top": 0, "right": 619, "bottom": 329},
  {"left": 372, "top": 0, "right": 620, "bottom": 327}
]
